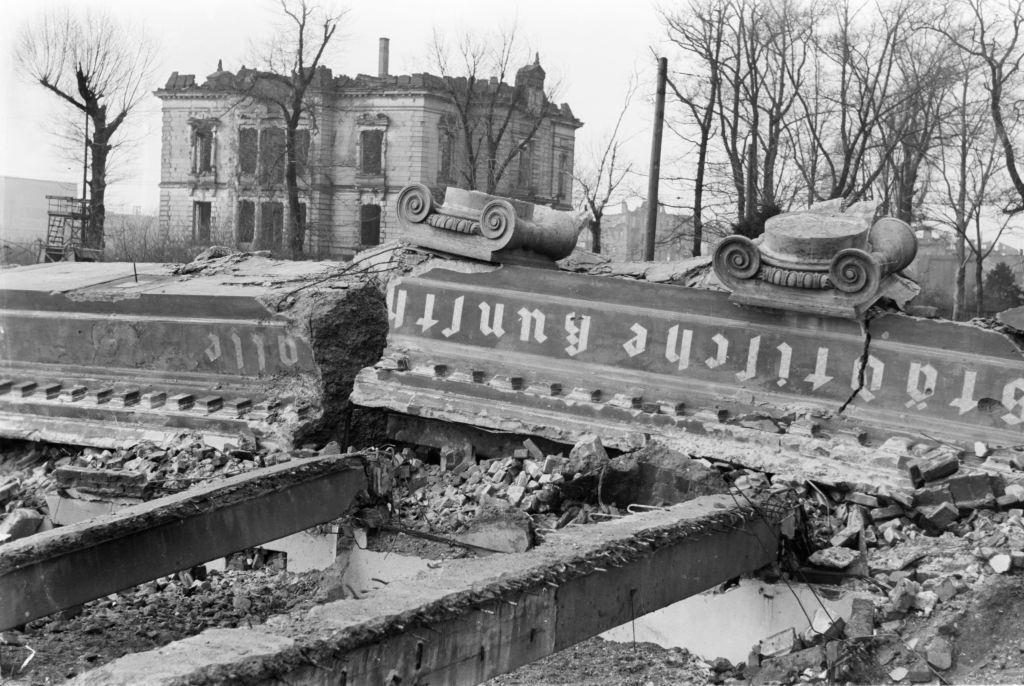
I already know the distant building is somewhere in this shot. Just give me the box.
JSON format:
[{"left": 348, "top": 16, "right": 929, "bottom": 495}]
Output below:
[
  {"left": 909, "top": 226, "right": 1024, "bottom": 317},
  {"left": 578, "top": 201, "right": 709, "bottom": 261},
  {"left": 155, "top": 42, "right": 582, "bottom": 259},
  {"left": 0, "top": 176, "right": 78, "bottom": 262}
]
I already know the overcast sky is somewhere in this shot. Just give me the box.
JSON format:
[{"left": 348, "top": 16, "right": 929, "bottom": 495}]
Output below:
[{"left": 0, "top": 0, "right": 665, "bottom": 214}]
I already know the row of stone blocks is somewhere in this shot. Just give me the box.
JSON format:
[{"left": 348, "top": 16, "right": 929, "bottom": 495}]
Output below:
[{"left": 0, "top": 378, "right": 275, "bottom": 418}]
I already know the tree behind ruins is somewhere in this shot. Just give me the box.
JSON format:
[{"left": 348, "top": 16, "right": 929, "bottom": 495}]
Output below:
[{"left": 15, "top": 8, "right": 158, "bottom": 254}]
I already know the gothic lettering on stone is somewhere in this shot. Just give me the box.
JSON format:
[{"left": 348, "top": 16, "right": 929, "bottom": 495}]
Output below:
[
  {"left": 905, "top": 362, "right": 938, "bottom": 410},
  {"left": 479, "top": 302, "right": 506, "bottom": 338},
  {"left": 665, "top": 325, "right": 693, "bottom": 371},
  {"left": 205, "top": 332, "right": 221, "bottom": 362},
  {"left": 623, "top": 323, "right": 647, "bottom": 358},
  {"left": 950, "top": 370, "right": 978, "bottom": 415},
  {"left": 736, "top": 336, "right": 761, "bottom": 382},
  {"left": 776, "top": 343, "right": 792, "bottom": 387},
  {"left": 564, "top": 313, "right": 591, "bottom": 357},
  {"left": 417, "top": 293, "right": 439, "bottom": 332},
  {"left": 388, "top": 286, "right": 1024, "bottom": 426},
  {"left": 706, "top": 333, "right": 729, "bottom": 369},
  {"left": 805, "top": 347, "right": 834, "bottom": 390},
  {"left": 518, "top": 308, "right": 548, "bottom": 343},
  {"left": 278, "top": 335, "right": 299, "bottom": 366},
  {"left": 1001, "top": 378, "right": 1024, "bottom": 425},
  {"left": 388, "top": 288, "right": 407, "bottom": 329},
  {"left": 851, "top": 355, "right": 885, "bottom": 402},
  {"left": 442, "top": 296, "right": 464, "bottom": 338}
]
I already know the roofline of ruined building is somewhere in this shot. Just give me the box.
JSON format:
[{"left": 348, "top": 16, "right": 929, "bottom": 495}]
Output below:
[{"left": 153, "top": 70, "right": 583, "bottom": 128}]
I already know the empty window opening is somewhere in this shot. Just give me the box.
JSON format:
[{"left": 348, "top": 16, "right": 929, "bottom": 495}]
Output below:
[
  {"left": 194, "top": 130, "right": 213, "bottom": 173},
  {"left": 439, "top": 132, "right": 454, "bottom": 183},
  {"left": 259, "top": 128, "right": 286, "bottom": 185},
  {"left": 517, "top": 143, "right": 533, "bottom": 189},
  {"left": 360, "top": 204, "right": 381, "bottom": 246},
  {"left": 238, "top": 128, "right": 258, "bottom": 174},
  {"left": 557, "top": 151, "right": 569, "bottom": 199},
  {"left": 193, "top": 201, "right": 212, "bottom": 243},
  {"left": 261, "top": 201, "right": 284, "bottom": 249},
  {"left": 360, "top": 130, "right": 384, "bottom": 175},
  {"left": 237, "top": 200, "right": 255, "bottom": 243}
]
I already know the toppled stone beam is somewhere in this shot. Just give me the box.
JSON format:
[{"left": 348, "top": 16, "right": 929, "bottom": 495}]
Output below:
[
  {"left": 0, "top": 251, "right": 388, "bottom": 448},
  {"left": 353, "top": 261, "right": 1024, "bottom": 488},
  {"left": 0, "top": 453, "right": 373, "bottom": 630},
  {"left": 73, "top": 493, "right": 789, "bottom": 685}
]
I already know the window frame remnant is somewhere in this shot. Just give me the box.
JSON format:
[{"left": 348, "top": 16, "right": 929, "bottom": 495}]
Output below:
[
  {"left": 236, "top": 200, "right": 255, "bottom": 243},
  {"left": 360, "top": 203, "right": 381, "bottom": 246},
  {"left": 193, "top": 201, "right": 212, "bottom": 244}
]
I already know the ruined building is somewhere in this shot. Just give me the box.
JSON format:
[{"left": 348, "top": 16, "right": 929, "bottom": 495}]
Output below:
[{"left": 155, "top": 41, "right": 582, "bottom": 258}]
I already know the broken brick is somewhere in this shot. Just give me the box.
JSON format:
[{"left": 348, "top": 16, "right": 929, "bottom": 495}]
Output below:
[
  {"left": 908, "top": 453, "right": 959, "bottom": 487},
  {"left": 917, "top": 502, "right": 959, "bottom": 531},
  {"left": 914, "top": 484, "right": 953, "bottom": 508},
  {"left": 870, "top": 504, "right": 904, "bottom": 522},
  {"left": 947, "top": 473, "right": 995, "bottom": 510}
]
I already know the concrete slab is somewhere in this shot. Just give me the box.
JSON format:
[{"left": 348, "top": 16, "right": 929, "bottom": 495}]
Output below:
[
  {"left": 0, "top": 454, "right": 374, "bottom": 629},
  {"left": 72, "top": 492, "right": 790, "bottom": 685}
]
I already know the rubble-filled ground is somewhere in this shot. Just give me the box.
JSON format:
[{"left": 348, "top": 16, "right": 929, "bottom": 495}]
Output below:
[{"left": 6, "top": 429, "right": 1024, "bottom": 684}]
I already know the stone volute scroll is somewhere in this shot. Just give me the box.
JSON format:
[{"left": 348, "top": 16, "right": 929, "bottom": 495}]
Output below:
[
  {"left": 713, "top": 199, "right": 918, "bottom": 318},
  {"left": 395, "top": 183, "right": 586, "bottom": 264}
]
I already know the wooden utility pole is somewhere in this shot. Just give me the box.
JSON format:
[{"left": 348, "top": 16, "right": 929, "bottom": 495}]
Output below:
[{"left": 644, "top": 57, "right": 668, "bottom": 261}]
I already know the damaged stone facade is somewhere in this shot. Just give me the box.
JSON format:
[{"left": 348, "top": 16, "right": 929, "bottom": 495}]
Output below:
[{"left": 155, "top": 52, "right": 582, "bottom": 259}]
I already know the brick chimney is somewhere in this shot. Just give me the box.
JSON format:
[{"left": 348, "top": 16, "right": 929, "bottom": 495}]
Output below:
[{"left": 378, "top": 37, "right": 390, "bottom": 77}]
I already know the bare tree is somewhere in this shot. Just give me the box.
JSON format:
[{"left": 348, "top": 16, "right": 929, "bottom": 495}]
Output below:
[
  {"left": 247, "top": 0, "right": 344, "bottom": 257},
  {"left": 935, "top": 0, "right": 1024, "bottom": 214},
  {"left": 430, "top": 25, "right": 558, "bottom": 196},
  {"left": 663, "top": 0, "right": 727, "bottom": 255},
  {"left": 574, "top": 79, "right": 637, "bottom": 254},
  {"left": 15, "top": 8, "right": 158, "bottom": 253}
]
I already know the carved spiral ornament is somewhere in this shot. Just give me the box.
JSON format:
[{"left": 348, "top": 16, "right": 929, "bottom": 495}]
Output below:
[
  {"left": 829, "top": 248, "right": 878, "bottom": 294},
  {"left": 713, "top": 235, "right": 761, "bottom": 281},
  {"left": 479, "top": 199, "right": 517, "bottom": 242},
  {"left": 396, "top": 184, "right": 434, "bottom": 224}
]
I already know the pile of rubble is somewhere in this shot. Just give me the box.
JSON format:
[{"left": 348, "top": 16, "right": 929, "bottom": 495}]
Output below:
[
  {"left": 724, "top": 438, "right": 1024, "bottom": 684},
  {"left": 393, "top": 435, "right": 730, "bottom": 536}
]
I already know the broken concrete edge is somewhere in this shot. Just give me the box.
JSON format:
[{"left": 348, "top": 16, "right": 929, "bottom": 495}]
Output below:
[
  {"left": 72, "top": 492, "right": 792, "bottom": 685},
  {"left": 0, "top": 453, "right": 381, "bottom": 579}
]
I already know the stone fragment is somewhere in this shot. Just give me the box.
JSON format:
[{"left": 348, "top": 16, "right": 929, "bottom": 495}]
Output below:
[
  {"left": 760, "top": 627, "right": 797, "bottom": 658},
  {"left": 989, "top": 553, "right": 1012, "bottom": 574},
  {"left": 889, "top": 666, "right": 909, "bottom": 682},
  {"left": 975, "top": 441, "right": 990, "bottom": 458},
  {"left": 888, "top": 578, "right": 921, "bottom": 614},
  {"left": 914, "top": 484, "right": 953, "bottom": 507},
  {"left": 935, "top": 577, "right": 958, "bottom": 602},
  {"left": 925, "top": 636, "right": 953, "bottom": 670},
  {"left": 913, "top": 590, "right": 938, "bottom": 616},
  {"left": 846, "top": 492, "right": 879, "bottom": 508},
  {"left": 846, "top": 597, "right": 875, "bottom": 639},
  {"left": 808, "top": 546, "right": 859, "bottom": 569},
  {"left": 0, "top": 508, "right": 44, "bottom": 543},
  {"left": 752, "top": 646, "right": 824, "bottom": 686},
  {"left": 889, "top": 490, "right": 915, "bottom": 509},
  {"left": 522, "top": 438, "right": 545, "bottom": 461},
  {"left": 506, "top": 485, "right": 526, "bottom": 506},
  {"left": 909, "top": 452, "right": 959, "bottom": 487},
  {"left": 1012, "top": 550, "right": 1024, "bottom": 569},
  {"left": 907, "top": 659, "right": 932, "bottom": 682},
  {"left": 870, "top": 504, "right": 904, "bottom": 522},
  {"left": 917, "top": 502, "right": 959, "bottom": 531},
  {"left": 805, "top": 608, "right": 845, "bottom": 642},
  {"left": 456, "top": 505, "right": 533, "bottom": 553},
  {"left": 1005, "top": 483, "right": 1024, "bottom": 502},
  {"left": 947, "top": 473, "right": 995, "bottom": 510}
]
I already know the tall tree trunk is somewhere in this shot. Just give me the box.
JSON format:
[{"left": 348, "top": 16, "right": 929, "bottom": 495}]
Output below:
[
  {"left": 590, "top": 215, "right": 602, "bottom": 254},
  {"left": 284, "top": 125, "right": 303, "bottom": 258},
  {"left": 87, "top": 118, "right": 109, "bottom": 254},
  {"left": 692, "top": 126, "right": 709, "bottom": 257},
  {"left": 953, "top": 230, "right": 966, "bottom": 320}
]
